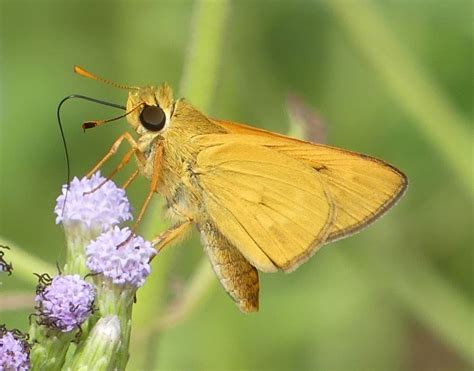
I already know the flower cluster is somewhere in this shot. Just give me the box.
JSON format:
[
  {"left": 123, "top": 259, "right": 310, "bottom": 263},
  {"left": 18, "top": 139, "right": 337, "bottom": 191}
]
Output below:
[
  {"left": 0, "top": 325, "right": 30, "bottom": 371},
  {"left": 86, "top": 226, "right": 156, "bottom": 287},
  {"left": 35, "top": 274, "right": 95, "bottom": 332},
  {"left": 54, "top": 172, "right": 132, "bottom": 231},
  {"left": 27, "top": 171, "right": 157, "bottom": 370}
]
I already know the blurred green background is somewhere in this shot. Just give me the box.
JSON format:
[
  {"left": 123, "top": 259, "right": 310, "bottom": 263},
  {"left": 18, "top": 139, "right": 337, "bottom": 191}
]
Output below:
[{"left": 0, "top": 0, "right": 472, "bottom": 370}]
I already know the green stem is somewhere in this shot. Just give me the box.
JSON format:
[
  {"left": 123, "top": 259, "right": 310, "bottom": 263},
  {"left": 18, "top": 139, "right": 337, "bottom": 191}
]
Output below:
[
  {"left": 179, "top": 0, "right": 231, "bottom": 108},
  {"left": 96, "top": 281, "right": 135, "bottom": 371},
  {"left": 327, "top": 0, "right": 472, "bottom": 196},
  {"left": 68, "top": 278, "right": 135, "bottom": 371},
  {"left": 29, "top": 324, "right": 74, "bottom": 371},
  {"left": 65, "top": 315, "right": 121, "bottom": 371},
  {"left": 62, "top": 224, "right": 101, "bottom": 276}
]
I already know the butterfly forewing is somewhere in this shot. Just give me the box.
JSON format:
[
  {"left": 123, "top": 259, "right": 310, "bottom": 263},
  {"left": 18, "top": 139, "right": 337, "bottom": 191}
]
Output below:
[
  {"left": 193, "top": 138, "right": 335, "bottom": 272},
  {"left": 207, "top": 122, "right": 408, "bottom": 243}
]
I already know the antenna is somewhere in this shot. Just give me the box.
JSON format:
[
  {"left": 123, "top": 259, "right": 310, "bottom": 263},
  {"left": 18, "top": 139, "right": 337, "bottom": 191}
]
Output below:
[{"left": 74, "top": 65, "right": 138, "bottom": 90}]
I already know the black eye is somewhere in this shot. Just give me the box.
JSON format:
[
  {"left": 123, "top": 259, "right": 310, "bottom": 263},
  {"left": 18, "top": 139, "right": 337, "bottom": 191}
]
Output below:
[{"left": 139, "top": 105, "right": 166, "bottom": 132}]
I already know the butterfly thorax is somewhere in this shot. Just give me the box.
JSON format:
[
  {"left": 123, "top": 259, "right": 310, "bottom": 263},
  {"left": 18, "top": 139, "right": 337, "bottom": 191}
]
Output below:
[{"left": 149, "top": 99, "right": 226, "bottom": 223}]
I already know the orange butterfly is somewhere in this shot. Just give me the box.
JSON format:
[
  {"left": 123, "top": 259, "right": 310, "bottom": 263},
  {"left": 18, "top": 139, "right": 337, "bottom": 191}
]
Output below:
[{"left": 75, "top": 66, "right": 407, "bottom": 312}]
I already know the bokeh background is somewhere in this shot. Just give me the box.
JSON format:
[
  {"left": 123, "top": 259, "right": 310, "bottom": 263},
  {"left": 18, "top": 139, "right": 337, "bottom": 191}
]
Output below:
[{"left": 1, "top": 1, "right": 472, "bottom": 370}]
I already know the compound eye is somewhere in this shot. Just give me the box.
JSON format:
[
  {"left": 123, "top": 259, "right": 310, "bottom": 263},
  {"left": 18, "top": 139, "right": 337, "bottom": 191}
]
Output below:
[{"left": 139, "top": 105, "right": 166, "bottom": 132}]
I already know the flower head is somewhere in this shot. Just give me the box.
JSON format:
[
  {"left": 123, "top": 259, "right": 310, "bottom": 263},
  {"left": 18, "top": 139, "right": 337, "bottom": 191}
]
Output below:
[
  {"left": 0, "top": 326, "right": 30, "bottom": 371},
  {"left": 54, "top": 172, "right": 132, "bottom": 231},
  {"left": 86, "top": 226, "right": 156, "bottom": 287},
  {"left": 35, "top": 274, "right": 95, "bottom": 332}
]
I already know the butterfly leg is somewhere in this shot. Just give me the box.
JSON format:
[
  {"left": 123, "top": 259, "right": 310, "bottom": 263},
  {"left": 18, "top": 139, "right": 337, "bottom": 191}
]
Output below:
[
  {"left": 122, "top": 169, "right": 139, "bottom": 189},
  {"left": 199, "top": 221, "right": 259, "bottom": 313},
  {"left": 86, "top": 132, "right": 145, "bottom": 177},
  {"left": 130, "top": 145, "right": 163, "bottom": 234},
  {"left": 151, "top": 220, "right": 193, "bottom": 253},
  {"left": 84, "top": 147, "right": 138, "bottom": 195},
  {"left": 102, "top": 147, "right": 135, "bottom": 181}
]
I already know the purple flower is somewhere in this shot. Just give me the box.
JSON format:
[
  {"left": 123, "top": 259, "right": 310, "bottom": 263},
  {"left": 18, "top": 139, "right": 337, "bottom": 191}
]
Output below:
[
  {"left": 54, "top": 171, "right": 132, "bottom": 230},
  {"left": 0, "top": 326, "right": 30, "bottom": 371},
  {"left": 35, "top": 274, "right": 95, "bottom": 332},
  {"left": 86, "top": 227, "right": 156, "bottom": 287}
]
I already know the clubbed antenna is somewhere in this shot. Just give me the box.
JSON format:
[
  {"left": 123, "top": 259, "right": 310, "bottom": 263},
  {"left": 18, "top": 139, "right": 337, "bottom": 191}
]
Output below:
[{"left": 74, "top": 65, "right": 138, "bottom": 90}]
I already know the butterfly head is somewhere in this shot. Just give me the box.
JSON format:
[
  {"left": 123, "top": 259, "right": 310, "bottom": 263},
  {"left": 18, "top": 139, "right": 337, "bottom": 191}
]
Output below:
[
  {"left": 126, "top": 83, "right": 175, "bottom": 136},
  {"left": 73, "top": 65, "right": 175, "bottom": 137}
]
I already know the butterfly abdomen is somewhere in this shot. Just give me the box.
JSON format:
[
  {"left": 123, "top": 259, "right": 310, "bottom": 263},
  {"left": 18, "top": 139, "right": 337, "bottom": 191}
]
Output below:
[{"left": 199, "top": 221, "right": 260, "bottom": 313}]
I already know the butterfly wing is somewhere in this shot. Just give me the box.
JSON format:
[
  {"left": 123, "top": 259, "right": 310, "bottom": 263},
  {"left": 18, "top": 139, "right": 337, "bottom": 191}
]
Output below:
[
  {"left": 193, "top": 136, "right": 335, "bottom": 273},
  {"left": 209, "top": 119, "right": 408, "bottom": 242}
]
